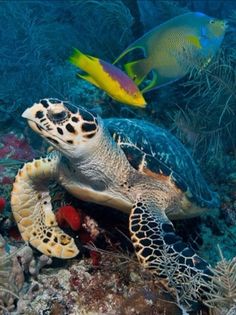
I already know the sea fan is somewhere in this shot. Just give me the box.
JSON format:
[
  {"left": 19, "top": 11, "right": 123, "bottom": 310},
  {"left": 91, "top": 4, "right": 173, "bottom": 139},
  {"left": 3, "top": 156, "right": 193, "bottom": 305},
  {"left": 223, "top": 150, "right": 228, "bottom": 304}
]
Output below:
[
  {"left": 0, "top": 0, "right": 134, "bottom": 125},
  {"left": 204, "top": 248, "right": 236, "bottom": 312},
  {"left": 70, "top": 0, "right": 134, "bottom": 60},
  {"left": 169, "top": 47, "right": 236, "bottom": 167}
]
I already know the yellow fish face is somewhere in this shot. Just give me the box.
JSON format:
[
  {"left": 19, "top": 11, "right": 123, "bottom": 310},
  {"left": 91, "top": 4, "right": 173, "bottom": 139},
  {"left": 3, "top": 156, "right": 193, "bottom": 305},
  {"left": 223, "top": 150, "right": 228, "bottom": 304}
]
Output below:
[
  {"left": 207, "top": 18, "right": 227, "bottom": 38},
  {"left": 112, "top": 89, "right": 146, "bottom": 107}
]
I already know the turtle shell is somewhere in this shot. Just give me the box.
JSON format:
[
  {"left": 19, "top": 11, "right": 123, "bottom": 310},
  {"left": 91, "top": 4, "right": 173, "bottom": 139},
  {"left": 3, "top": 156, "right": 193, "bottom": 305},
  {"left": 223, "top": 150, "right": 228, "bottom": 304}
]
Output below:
[{"left": 105, "top": 118, "right": 219, "bottom": 209}]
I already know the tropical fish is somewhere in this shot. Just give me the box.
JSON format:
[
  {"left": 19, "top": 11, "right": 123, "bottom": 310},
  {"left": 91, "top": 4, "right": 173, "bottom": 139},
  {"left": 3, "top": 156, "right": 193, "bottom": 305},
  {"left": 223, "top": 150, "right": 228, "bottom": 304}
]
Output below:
[
  {"left": 114, "top": 12, "right": 227, "bottom": 93},
  {"left": 69, "top": 48, "right": 146, "bottom": 107}
]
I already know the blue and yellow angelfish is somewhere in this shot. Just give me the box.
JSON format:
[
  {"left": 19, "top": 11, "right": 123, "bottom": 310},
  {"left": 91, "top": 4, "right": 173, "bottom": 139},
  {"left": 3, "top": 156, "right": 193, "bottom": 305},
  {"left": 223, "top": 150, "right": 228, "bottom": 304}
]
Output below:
[
  {"left": 69, "top": 49, "right": 146, "bottom": 107},
  {"left": 114, "top": 12, "right": 227, "bottom": 93}
]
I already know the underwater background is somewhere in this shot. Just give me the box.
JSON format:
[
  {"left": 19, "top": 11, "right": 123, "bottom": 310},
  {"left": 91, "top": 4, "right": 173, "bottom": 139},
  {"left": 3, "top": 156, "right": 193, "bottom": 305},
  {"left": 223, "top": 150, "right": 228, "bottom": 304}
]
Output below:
[{"left": 0, "top": 1, "right": 235, "bottom": 314}]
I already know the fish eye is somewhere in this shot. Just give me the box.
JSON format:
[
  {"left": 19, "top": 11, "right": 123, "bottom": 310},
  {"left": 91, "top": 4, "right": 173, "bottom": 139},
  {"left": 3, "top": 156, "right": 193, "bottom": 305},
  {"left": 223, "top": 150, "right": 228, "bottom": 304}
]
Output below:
[{"left": 209, "top": 19, "right": 215, "bottom": 24}]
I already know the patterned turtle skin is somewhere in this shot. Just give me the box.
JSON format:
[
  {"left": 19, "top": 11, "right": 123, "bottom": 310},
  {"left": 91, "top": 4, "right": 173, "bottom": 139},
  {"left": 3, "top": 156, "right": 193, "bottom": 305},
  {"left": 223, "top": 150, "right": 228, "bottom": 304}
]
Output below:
[
  {"left": 105, "top": 118, "right": 219, "bottom": 217},
  {"left": 11, "top": 99, "right": 219, "bottom": 303}
]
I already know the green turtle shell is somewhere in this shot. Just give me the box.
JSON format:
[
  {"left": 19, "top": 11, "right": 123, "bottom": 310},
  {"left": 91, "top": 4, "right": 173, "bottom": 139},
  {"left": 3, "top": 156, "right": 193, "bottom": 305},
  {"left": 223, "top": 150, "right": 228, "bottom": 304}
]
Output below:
[{"left": 105, "top": 118, "right": 219, "bottom": 209}]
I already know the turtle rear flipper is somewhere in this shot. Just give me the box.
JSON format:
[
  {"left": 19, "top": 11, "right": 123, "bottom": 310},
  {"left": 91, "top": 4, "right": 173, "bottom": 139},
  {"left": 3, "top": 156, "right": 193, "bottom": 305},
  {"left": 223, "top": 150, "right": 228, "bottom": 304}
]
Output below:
[
  {"left": 11, "top": 153, "right": 79, "bottom": 259},
  {"left": 130, "top": 198, "right": 211, "bottom": 301}
]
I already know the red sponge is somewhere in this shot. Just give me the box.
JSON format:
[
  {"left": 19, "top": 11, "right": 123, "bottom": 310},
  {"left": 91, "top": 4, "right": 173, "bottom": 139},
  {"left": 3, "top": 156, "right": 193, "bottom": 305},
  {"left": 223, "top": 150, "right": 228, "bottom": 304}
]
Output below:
[
  {"left": 55, "top": 205, "right": 81, "bottom": 231},
  {"left": 0, "top": 198, "right": 6, "bottom": 212}
]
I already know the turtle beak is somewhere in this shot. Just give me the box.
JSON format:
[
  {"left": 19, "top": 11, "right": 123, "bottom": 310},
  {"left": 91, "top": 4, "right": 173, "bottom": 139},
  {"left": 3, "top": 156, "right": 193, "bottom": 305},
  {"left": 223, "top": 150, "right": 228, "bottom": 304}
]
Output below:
[
  {"left": 22, "top": 107, "right": 32, "bottom": 119},
  {"left": 22, "top": 107, "right": 48, "bottom": 132}
]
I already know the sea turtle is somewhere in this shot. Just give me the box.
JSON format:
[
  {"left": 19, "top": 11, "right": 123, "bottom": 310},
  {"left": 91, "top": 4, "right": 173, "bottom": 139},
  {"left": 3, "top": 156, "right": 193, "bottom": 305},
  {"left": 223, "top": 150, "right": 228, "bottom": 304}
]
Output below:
[{"left": 11, "top": 98, "right": 219, "bottom": 301}]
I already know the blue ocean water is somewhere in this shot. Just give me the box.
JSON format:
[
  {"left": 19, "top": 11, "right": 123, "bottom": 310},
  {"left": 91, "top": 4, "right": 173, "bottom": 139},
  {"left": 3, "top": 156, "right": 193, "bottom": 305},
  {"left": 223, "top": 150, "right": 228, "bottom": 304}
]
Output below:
[{"left": 0, "top": 1, "right": 235, "bottom": 314}]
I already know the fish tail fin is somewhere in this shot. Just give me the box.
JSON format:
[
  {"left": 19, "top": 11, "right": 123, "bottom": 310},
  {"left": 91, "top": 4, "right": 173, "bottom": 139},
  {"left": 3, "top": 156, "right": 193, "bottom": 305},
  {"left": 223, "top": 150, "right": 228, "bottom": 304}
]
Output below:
[
  {"left": 69, "top": 48, "right": 95, "bottom": 73},
  {"left": 124, "top": 58, "right": 150, "bottom": 85}
]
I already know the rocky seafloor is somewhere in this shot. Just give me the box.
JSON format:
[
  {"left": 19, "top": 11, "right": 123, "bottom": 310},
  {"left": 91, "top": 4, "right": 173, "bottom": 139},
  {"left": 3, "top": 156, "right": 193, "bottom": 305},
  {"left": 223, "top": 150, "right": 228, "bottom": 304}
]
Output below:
[{"left": 0, "top": 236, "right": 207, "bottom": 315}]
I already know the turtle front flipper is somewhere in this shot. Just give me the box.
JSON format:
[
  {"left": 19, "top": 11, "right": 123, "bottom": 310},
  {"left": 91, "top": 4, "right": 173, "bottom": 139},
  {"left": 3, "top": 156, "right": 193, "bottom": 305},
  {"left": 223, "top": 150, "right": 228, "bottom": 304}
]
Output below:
[
  {"left": 129, "top": 198, "right": 211, "bottom": 302},
  {"left": 11, "top": 152, "right": 79, "bottom": 259}
]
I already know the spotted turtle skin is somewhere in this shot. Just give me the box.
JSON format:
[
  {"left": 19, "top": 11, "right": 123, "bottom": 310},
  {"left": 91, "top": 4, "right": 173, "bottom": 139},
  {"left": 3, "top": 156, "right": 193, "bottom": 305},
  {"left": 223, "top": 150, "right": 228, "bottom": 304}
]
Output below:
[{"left": 105, "top": 118, "right": 219, "bottom": 210}]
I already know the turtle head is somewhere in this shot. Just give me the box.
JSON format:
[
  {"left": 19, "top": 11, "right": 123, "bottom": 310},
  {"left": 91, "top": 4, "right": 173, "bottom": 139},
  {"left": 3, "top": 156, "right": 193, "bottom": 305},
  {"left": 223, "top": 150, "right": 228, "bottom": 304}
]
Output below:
[{"left": 22, "top": 98, "right": 101, "bottom": 158}]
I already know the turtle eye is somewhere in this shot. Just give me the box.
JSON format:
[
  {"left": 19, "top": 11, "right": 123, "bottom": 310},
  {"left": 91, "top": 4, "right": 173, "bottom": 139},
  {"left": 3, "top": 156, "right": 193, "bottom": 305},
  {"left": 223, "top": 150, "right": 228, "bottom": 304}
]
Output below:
[{"left": 48, "top": 110, "right": 69, "bottom": 123}]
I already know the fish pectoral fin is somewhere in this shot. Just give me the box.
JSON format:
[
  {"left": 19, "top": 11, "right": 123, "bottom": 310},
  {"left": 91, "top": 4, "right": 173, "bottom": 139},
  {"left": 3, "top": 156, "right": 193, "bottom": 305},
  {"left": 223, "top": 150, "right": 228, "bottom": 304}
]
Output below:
[
  {"left": 186, "top": 35, "right": 202, "bottom": 49},
  {"left": 141, "top": 71, "right": 158, "bottom": 93},
  {"left": 124, "top": 58, "right": 149, "bottom": 85},
  {"left": 76, "top": 72, "right": 99, "bottom": 88}
]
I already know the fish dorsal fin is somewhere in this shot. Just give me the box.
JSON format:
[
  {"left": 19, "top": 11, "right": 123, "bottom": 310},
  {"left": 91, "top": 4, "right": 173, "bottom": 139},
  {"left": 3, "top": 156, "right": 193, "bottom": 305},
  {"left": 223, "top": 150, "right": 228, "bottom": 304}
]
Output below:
[{"left": 76, "top": 72, "right": 99, "bottom": 88}]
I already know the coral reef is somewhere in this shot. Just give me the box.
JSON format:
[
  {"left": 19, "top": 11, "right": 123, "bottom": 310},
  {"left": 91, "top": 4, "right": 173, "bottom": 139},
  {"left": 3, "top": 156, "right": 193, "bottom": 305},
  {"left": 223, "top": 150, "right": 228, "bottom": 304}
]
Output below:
[
  {"left": 9, "top": 251, "right": 192, "bottom": 315},
  {"left": 0, "top": 0, "right": 235, "bottom": 314}
]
